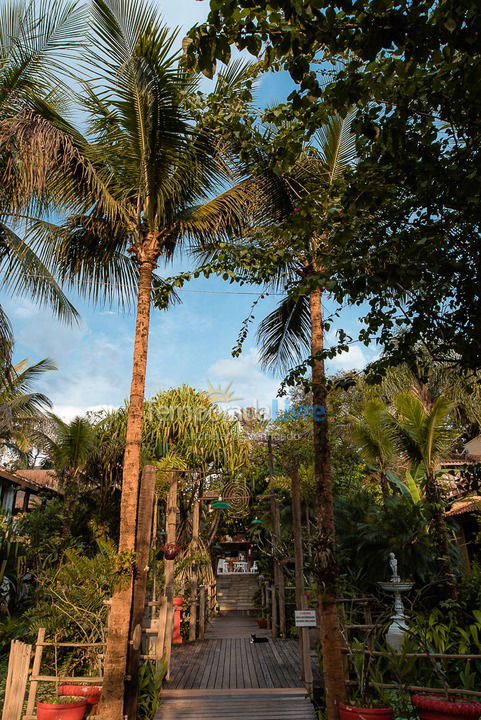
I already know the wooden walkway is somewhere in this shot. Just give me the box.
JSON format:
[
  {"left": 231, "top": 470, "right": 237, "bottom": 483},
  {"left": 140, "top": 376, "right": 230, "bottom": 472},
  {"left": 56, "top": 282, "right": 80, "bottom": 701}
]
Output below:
[{"left": 156, "top": 613, "right": 316, "bottom": 719}]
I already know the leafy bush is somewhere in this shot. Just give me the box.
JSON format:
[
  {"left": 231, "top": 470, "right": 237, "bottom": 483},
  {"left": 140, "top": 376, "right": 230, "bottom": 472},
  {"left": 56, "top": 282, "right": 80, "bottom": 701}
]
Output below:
[{"left": 137, "top": 660, "right": 167, "bottom": 720}]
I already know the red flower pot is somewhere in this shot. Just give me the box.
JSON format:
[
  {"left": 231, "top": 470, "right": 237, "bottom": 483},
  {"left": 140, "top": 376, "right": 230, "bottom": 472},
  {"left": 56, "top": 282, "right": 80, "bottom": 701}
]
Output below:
[
  {"left": 412, "top": 694, "right": 481, "bottom": 720},
  {"left": 59, "top": 686, "right": 101, "bottom": 701},
  {"left": 339, "top": 702, "right": 393, "bottom": 720},
  {"left": 37, "top": 699, "right": 88, "bottom": 720},
  {"left": 257, "top": 618, "right": 268, "bottom": 629}
]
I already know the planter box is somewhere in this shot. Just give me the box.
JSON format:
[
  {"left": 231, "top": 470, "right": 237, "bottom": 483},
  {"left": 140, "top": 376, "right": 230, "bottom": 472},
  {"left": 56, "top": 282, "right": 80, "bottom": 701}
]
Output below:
[{"left": 339, "top": 702, "right": 393, "bottom": 720}]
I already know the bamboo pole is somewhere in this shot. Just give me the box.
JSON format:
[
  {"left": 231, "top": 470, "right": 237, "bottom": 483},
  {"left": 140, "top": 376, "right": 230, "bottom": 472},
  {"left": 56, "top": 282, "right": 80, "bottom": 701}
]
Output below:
[
  {"left": 188, "top": 499, "right": 200, "bottom": 642},
  {"left": 270, "top": 585, "right": 277, "bottom": 638},
  {"left": 162, "top": 471, "right": 178, "bottom": 679},
  {"left": 125, "top": 464, "right": 157, "bottom": 720},
  {"left": 291, "top": 467, "right": 313, "bottom": 698}
]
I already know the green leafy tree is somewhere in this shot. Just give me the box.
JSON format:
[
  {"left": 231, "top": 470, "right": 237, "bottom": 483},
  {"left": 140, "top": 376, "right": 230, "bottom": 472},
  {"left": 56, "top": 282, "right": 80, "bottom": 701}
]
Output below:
[{"left": 186, "top": 0, "right": 481, "bottom": 381}]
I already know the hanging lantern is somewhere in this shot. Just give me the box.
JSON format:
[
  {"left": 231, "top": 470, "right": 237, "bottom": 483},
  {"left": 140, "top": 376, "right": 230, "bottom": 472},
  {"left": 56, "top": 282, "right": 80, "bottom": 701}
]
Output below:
[
  {"left": 210, "top": 496, "right": 232, "bottom": 510},
  {"left": 251, "top": 517, "right": 262, "bottom": 525}
]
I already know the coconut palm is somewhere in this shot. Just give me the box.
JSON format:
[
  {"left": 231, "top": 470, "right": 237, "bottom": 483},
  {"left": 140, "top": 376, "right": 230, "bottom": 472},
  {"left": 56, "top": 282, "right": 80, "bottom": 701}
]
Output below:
[
  {"left": 0, "top": 0, "right": 87, "bottom": 340},
  {"left": 230, "top": 113, "right": 357, "bottom": 716},
  {"left": 0, "top": 340, "right": 56, "bottom": 460},
  {"left": 348, "top": 399, "right": 399, "bottom": 501},
  {"left": 7, "top": 2, "right": 251, "bottom": 715},
  {"left": 386, "top": 393, "right": 459, "bottom": 590},
  {"left": 43, "top": 414, "right": 97, "bottom": 537}
]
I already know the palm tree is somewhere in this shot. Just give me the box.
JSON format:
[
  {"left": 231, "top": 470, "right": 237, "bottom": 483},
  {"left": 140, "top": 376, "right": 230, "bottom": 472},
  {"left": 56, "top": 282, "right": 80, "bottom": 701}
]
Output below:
[
  {"left": 43, "top": 414, "right": 97, "bottom": 536},
  {"left": 0, "top": 0, "right": 86, "bottom": 339},
  {"left": 0, "top": 340, "right": 56, "bottom": 460},
  {"left": 386, "top": 392, "right": 459, "bottom": 590},
  {"left": 348, "top": 399, "right": 398, "bottom": 501},
  {"left": 235, "top": 114, "right": 357, "bottom": 717},
  {"left": 8, "top": 2, "right": 250, "bottom": 715}
]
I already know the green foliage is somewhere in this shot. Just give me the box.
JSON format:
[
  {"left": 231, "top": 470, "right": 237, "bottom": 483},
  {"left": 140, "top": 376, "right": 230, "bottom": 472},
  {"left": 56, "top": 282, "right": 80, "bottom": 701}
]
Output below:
[
  {"left": 15, "top": 499, "right": 69, "bottom": 571},
  {"left": 335, "top": 492, "right": 436, "bottom": 591},
  {"left": 28, "top": 539, "right": 115, "bottom": 645},
  {"left": 137, "top": 660, "right": 167, "bottom": 720}
]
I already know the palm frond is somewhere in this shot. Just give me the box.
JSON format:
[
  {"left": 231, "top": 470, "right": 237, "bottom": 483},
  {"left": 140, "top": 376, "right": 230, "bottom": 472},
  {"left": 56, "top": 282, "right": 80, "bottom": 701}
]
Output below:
[
  {"left": 313, "top": 112, "right": 357, "bottom": 187},
  {"left": 257, "top": 294, "right": 310, "bottom": 375},
  {"left": 0, "top": 222, "right": 79, "bottom": 323}
]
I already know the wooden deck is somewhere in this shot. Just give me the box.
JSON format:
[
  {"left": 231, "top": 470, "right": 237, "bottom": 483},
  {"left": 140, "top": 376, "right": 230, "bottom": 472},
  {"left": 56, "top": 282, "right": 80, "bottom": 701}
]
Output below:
[{"left": 157, "top": 613, "right": 317, "bottom": 719}]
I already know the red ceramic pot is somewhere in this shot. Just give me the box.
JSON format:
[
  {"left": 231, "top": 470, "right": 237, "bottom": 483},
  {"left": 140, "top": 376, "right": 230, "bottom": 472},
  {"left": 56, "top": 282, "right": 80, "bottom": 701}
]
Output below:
[
  {"left": 257, "top": 618, "right": 268, "bottom": 629},
  {"left": 412, "top": 694, "right": 481, "bottom": 720},
  {"left": 59, "top": 686, "right": 101, "bottom": 701},
  {"left": 37, "top": 699, "right": 87, "bottom": 720},
  {"left": 339, "top": 702, "right": 393, "bottom": 720}
]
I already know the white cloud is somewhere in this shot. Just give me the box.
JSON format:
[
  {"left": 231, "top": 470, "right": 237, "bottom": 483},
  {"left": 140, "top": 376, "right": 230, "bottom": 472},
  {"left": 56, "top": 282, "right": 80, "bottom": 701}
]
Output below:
[
  {"left": 327, "top": 344, "right": 369, "bottom": 372},
  {"left": 53, "top": 404, "right": 117, "bottom": 422},
  {"left": 208, "top": 348, "right": 283, "bottom": 415}
]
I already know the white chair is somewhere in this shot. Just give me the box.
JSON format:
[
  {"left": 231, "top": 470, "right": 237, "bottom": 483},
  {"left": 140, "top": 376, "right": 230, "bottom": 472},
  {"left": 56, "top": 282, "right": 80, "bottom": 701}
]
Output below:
[
  {"left": 217, "top": 558, "right": 227, "bottom": 574},
  {"left": 250, "top": 561, "right": 259, "bottom": 573}
]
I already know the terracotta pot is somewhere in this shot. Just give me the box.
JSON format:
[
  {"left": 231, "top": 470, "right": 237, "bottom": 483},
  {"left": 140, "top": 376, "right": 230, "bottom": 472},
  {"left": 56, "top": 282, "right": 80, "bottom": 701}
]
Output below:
[
  {"left": 257, "top": 618, "right": 268, "bottom": 629},
  {"left": 412, "top": 694, "right": 481, "bottom": 720},
  {"left": 59, "top": 686, "right": 101, "bottom": 702},
  {"left": 37, "top": 699, "right": 87, "bottom": 720},
  {"left": 339, "top": 702, "right": 393, "bottom": 720},
  {"left": 173, "top": 596, "right": 184, "bottom": 606}
]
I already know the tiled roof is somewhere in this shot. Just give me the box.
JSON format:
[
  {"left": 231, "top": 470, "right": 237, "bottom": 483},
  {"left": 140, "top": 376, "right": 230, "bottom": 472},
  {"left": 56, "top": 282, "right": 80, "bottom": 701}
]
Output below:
[{"left": 445, "top": 496, "right": 481, "bottom": 516}]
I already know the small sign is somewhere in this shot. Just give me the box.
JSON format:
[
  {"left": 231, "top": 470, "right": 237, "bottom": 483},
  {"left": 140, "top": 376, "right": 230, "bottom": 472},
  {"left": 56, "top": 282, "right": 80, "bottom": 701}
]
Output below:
[{"left": 294, "top": 610, "right": 317, "bottom": 627}]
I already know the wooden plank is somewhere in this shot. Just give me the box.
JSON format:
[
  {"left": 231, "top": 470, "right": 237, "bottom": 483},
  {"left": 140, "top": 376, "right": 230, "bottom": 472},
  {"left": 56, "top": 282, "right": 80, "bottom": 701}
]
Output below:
[
  {"left": 25, "top": 628, "right": 45, "bottom": 717},
  {"left": 3, "top": 640, "right": 31, "bottom": 720}
]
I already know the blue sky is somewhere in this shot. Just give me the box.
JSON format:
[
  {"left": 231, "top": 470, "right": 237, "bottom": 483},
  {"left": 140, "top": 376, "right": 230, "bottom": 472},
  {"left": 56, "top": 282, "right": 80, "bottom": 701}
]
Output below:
[{"left": 1, "top": 0, "right": 376, "bottom": 420}]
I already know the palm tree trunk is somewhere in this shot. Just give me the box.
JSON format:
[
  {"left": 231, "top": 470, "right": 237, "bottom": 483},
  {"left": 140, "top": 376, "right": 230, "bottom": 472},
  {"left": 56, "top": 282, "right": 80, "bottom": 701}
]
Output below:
[
  {"left": 98, "top": 257, "right": 155, "bottom": 720},
  {"left": 309, "top": 286, "right": 347, "bottom": 720},
  {"left": 425, "top": 471, "right": 455, "bottom": 597}
]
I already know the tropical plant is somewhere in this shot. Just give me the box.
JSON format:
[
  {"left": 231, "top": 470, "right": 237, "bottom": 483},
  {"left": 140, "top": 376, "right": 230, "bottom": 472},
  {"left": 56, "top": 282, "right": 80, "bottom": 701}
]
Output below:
[
  {"left": 347, "top": 399, "right": 399, "bottom": 501},
  {"left": 9, "top": 1, "right": 254, "bottom": 714},
  {"left": 246, "top": 113, "right": 357, "bottom": 711},
  {"left": 43, "top": 415, "right": 97, "bottom": 537},
  {"left": 386, "top": 393, "right": 460, "bottom": 590},
  {"left": 0, "top": 341, "right": 56, "bottom": 460}
]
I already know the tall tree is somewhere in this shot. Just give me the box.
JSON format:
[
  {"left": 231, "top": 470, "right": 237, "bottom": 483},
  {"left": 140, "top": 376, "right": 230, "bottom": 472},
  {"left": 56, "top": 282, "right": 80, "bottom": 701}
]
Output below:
[
  {"left": 241, "top": 114, "right": 357, "bottom": 717},
  {"left": 10, "top": 2, "right": 250, "bottom": 715}
]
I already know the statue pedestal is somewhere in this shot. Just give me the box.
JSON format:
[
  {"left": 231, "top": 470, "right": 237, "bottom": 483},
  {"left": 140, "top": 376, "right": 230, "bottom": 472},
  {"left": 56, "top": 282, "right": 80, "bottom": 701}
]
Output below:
[{"left": 378, "top": 581, "right": 413, "bottom": 652}]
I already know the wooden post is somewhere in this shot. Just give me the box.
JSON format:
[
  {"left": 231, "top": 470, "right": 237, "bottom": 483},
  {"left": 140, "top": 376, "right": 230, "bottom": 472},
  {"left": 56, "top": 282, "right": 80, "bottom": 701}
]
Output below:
[
  {"left": 125, "top": 465, "right": 157, "bottom": 720},
  {"left": 199, "top": 586, "right": 206, "bottom": 640},
  {"left": 2, "top": 640, "right": 31, "bottom": 720},
  {"left": 291, "top": 467, "right": 313, "bottom": 697},
  {"left": 271, "top": 493, "right": 286, "bottom": 638},
  {"left": 161, "top": 471, "right": 178, "bottom": 680},
  {"left": 25, "top": 628, "right": 45, "bottom": 717},
  {"left": 188, "top": 499, "right": 200, "bottom": 642},
  {"left": 268, "top": 435, "right": 286, "bottom": 638},
  {"left": 270, "top": 585, "right": 277, "bottom": 638}
]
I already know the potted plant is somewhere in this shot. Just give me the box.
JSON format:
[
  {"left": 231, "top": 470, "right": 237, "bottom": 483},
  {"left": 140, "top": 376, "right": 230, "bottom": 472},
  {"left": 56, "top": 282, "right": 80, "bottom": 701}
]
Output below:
[
  {"left": 411, "top": 694, "right": 481, "bottom": 720},
  {"left": 59, "top": 685, "right": 102, "bottom": 714},
  {"left": 37, "top": 693, "right": 88, "bottom": 720},
  {"left": 257, "top": 617, "right": 268, "bottom": 629},
  {"left": 340, "top": 642, "right": 393, "bottom": 720},
  {"left": 160, "top": 542, "right": 182, "bottom": 560}
]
